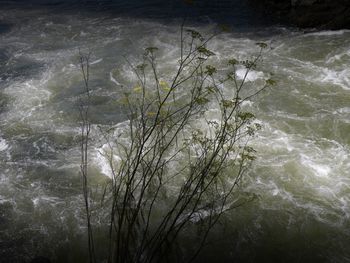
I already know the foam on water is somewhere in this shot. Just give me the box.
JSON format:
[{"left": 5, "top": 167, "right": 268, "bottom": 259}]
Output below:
[
  {"left": 305, "top": 30, "right": 350, "bottom": 37},
  {"left": 326, "top": 48, "right": 350, "bottom": 64},
  {"left": 94, "top": 144, "right": 122, "bottom": 178},
  {"left": 1, "top": 5, "right": 350, "bottom": 262},
  {"left": 334, "top": 107, "right": 350, "bottom": 114},
  {"left": 319, "top": 67, "right": 350, "bottom": 90},
  {"left": 32, "top": 195, "right": 64, "bottom": 208},
  {"left": 249, "top": 121, "right": 350, "bottom": 227},
  {"left": 3, "top": 69, "right": 52, "bottom": 124},
  {"left": 300, "top": 154, "right": 331, "bottom": 178},
  {"left": 0, "top": 137, "right": 9, "bottom": 152},
  {"left": 236, "top": 67, "right": 265, "bottom": 82}
]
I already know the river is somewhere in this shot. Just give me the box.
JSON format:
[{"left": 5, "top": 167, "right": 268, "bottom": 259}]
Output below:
[{"left": 0, "top": 1, "right": 350, "bottom": 262}]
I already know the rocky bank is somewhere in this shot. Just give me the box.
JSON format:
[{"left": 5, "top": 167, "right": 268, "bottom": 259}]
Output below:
[{"left": 251, "top": 0, "right": 350, "bottom": 29}]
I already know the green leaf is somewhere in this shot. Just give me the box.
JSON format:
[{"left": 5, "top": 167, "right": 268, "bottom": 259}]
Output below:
[
  {"left": 205, "top": 86, "right": 216, "bottom": 93},
  {"left": 159, "top": 80, "right": 171, "bottom": 91},
  {"left": 222, "top": 99, "right": 234, "bottom": 108},
  {"left": 238, "top": 112, "right": 255, "bottom": 121},
  {"left": 244, "top": 146, "right": 256, "bottom": 153},
  {"left": 120, "top": 97, "right": 129, "bottom": 105},
  {"left": 186, "top": 29, "right": 203, "bottom": 41},
  {"left": 242, "top": 153, "right": 256, "bottom": 161},
  {"left": 133, "top": 84, "right": 142, "bottom": 93},
  {"left": 195, "top": 97, "right": 209, "bottom": 105},
  {"left": 265, "top": 79, "right": 276, "bottom": 86},
  {"left": 205, "top": 65, "right": 217, "bottom": 76},
  {"left": 228, "top": 58, "right": 238, "bottom": 66},
  {"left": 247, "top": 126, "right": 255, "bottom": 136},
  {"left": 197, "top": 46, "right": 215, "bottom": 57},
  {"left": 241, "top": 60, "right": 256, "bottom": 69},
  {"left": 256, "top": 42, "right": 268, "bottom": 49},
  {"left": 255, "top": 123, "right": 262, "bottom": 130}
]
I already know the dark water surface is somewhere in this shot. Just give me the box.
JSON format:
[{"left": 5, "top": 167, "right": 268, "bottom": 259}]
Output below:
[{"left": 1, "top": 1, "right": 350, "bottom": 263}]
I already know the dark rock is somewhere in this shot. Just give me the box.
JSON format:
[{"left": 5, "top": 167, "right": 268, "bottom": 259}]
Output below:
[
  {"left": 250, "top": 0, "right": 350, "bottom": 29},
  {"left": 291, "top": 0, "right": 350, "bottom": 29}
]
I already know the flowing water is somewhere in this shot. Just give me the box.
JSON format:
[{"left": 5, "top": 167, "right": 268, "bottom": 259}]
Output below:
[{"left": 0, "top": 1, "right": 350, "bottom": 262}]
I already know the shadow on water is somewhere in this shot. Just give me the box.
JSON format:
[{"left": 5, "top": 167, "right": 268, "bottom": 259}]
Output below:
[
  {"left": 0, "top": 57, "right": 45, "bottom": 81},
  {"left": 0, "top": 0, "right": 277, "bottom": 29},
  {"left": 0, "top": 21, "right": 12, "bottom": 34}
]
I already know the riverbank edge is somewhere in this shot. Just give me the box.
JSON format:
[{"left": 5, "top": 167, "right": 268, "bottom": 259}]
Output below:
[{"left": 249, "top": 0, "right": 350, "bottom": 30}]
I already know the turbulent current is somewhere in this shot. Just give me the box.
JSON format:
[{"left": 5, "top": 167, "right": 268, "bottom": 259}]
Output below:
[{"left": 0, "top": 1, "right": 350, "bottom": 262}]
